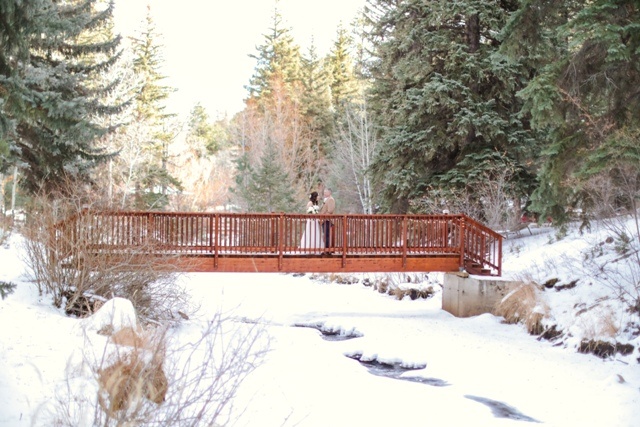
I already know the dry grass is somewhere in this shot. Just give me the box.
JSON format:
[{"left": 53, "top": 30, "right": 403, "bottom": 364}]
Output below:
[
  {"left": 310, "top": 272, "right": 436, "bottom": 301},
  {"left": 97, "top": 350, "right": 168, "bottom": 416},
  {"left": 576, "top": 304, "right": 620, "bottom": 340},
  {"left": 374, "top": 278, "right": 389, "bottom": 294},
  {"left": 94, "top": 324, "right": 169, "bottom": 422},
  {"left": 388, "top": 286, "right": 435, "bottom": 301},
  {"left": 494, "top": 282, "right": 548, "bottom": 335}
]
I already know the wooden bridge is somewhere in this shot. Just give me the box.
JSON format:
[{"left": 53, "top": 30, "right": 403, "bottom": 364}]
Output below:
[{"left": 54, "top": 211, "right": 502, "bottom": 276}]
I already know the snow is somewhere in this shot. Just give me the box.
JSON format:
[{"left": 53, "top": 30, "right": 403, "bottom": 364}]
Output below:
[{"left": 0, "top": 218, "right": 639, "bottom": 426}]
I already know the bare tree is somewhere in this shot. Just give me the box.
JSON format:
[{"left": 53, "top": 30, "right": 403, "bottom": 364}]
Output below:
[
  {"left": 330, "top": 98, "right": 379, "bottom": 213},
  {"left": 476, "top": 166, "right": 522, "bottom": 232},
  {"left": 232, "top": 80, "right": 322, "bottom": 209},
  {"left": 582, "top": 163, "right": 640, "bottom": 314},
  {"left": 411, "top": 164, "right": 522, "bottom": 233}
]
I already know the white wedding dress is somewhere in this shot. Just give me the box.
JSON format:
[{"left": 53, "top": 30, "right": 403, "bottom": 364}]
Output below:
[
  {"left": 300, "top": 219, "right": 323, "bottom": 249},
  {"left": 300, "top": 203, "right": 323, "bottom": 249}
]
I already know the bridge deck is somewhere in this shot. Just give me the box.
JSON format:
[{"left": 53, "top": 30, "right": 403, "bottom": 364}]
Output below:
[{"left": 55, "top": 211, "right": 502, "bottom": 276}]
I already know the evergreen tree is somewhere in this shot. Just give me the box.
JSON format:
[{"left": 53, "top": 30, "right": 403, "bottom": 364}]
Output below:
[
  {"left": 0, "top": 0, "right": 123, "bottom": 194},
  {"left": 232, "top": 139, "right": 296, "bottom": 213},
  {"left": 300, "top": 40, "right": 333, "bottom": 157},
  {"left": 128, "top": 6, "right": 180, "bottom": 209},
  {"left": 238, "top": 7, "right": 318, "bottom": 204},
  {"left": 0, "top": 0, "right": 44, "bottom": 136},
  {"left": 245, "top": 7, "right": 302, "bottom": 103},
  {"left": 168, "top": 104, "right": 232, "bottom": 211},
  {"left": 502, "top": 0, "right": 640, "bottom": 222},
  {"left": 90, "top": 44, "right": 138, "bottom": 205},
  {"left": 185, "top": 104, "right": 228, "bottom": 156},
  {"left": 326, "top": 25, "right": 359, "bottom": 111},
  {"left": 366, "top": 0, "right": 538, "bottom": 213}
]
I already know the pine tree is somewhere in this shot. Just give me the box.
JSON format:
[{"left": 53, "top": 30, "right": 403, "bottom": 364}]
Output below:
[
  {"left": 0, "top": 0, "right": 123, "bottom": 194},
  {"left": 366, "top": 0, "right": 538, "bottom": 213},
  {"left": 128, "top": 5, "right": 180, "bottom": 210},
  {"left": 239, "top": 7, "right": 318, "bottom": 205},
  {"left": 232, "top": 139, "right": 296, "bottom": 213},
  {"left": 300, "top": 40, "right": 333, "bottom": 157},
  {"left": 169, "top": 104, "right": 232, "bottom": 211},
  {"left": 185, "top": 104, "right": 228, "bottom": 157},
  {"left": 326, "top": 25, "right": 359, "bottom": 112},
  {"left": 0, "top": 0, "right": 43, "bottom": 137},
  {"left": 502, "top": 0, "right": 640, "bottom": 222},
  {"left": 245, "top": 7, "right": 302, "bottom": 103}
]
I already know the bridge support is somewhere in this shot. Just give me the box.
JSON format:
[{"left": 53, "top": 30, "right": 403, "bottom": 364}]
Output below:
[{"left": 442, "top": 273, "right": 521, "bottom": 318}]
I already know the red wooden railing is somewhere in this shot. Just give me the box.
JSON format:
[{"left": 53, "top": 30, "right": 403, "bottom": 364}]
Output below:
[{"left": 54, "top": 211, "right": 502, "bottom": 275}]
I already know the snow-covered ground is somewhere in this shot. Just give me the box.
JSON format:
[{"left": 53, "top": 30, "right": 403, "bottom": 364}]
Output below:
[{"left": 0, "top": 218, "right": 638, "bottom": 426}]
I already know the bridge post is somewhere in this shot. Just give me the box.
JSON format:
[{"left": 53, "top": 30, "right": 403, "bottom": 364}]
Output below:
[
  {"left": 278, "top": 213, "right": 284, "bottom": 271},
  {"left": 213, "top": 214, "right": 219, "bottom": 269},
  {"left": 401, "top": 216, "right": 407, "bottom": 268},
  {"left": 342, "top": 215, "right": 347, "bottom": 268},
  {"left": 147, "top": 212, "right": 155, "bottom": 246},
  {"left": 458, "top": 216, "right": 466, "bottom": 271}
]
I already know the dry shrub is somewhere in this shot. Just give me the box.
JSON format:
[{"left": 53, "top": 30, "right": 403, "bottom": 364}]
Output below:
[
  {"left": 581, "top": 165, "right": 640, "bottom": 314},
  {"left": 388, "top": 287, "right": 406, "bottom": 300},
  {"left": 373, "top": 279, "right": 389, "bottom": 294},
  {"left": 575, "top": 304, "right": 620, "bottom": 340},
  {"left": 595, "top": 309, "right": 620, "bottom": 338},
  {"left": 410, "top": 160, "right": 522, "bottom": 233},
  {"left": 21, "top": 186, "right": 190, "bottom": 323},
  {"left": 98, "top": 350, "right": 168, "bottom": 415},
  {"left": 95, "top": 325, "right": 169, "bottom": 422},
  {"left": 110, "top": 326, "right": 147, "bottom": 348},
  {"left": 309, "top": 272, "right": 435, "bottom": 301},
  {"left": 309, "top": 273, "right": 360, "bottom": 285},
  {"left": 495, "top": 282, "right": 548, "bottom": 335},
  {"left": 377, "top": 273, "right": 434, "bottom": 300},
  {"left": 0, "top": 213, "right": 12, "bottom": 246},
  {"left": 387, "top": 287, "right": 412, "bottom": 300},
  {"left": 45, "top": 304, "right": 269, "bottom": 427},
  {"left": 389, "top": 286, "right": 435, "bottom": 300},
  {"left": 93, "top": 312, "right": 267, "bottom": 426}
]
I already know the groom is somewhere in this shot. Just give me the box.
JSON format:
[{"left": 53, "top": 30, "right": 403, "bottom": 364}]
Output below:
[{"left": 319, "top": 187, "right": 335, "bottom": 253}]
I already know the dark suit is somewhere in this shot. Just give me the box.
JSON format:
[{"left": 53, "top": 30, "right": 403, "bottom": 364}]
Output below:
[{"left": 319, "top": 196, "right": 335, "bottom": 249}]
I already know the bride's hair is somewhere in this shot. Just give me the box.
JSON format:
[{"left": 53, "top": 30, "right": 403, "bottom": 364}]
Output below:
[{"left": 309, "top": 191, "right": 319, "bottom": 204}]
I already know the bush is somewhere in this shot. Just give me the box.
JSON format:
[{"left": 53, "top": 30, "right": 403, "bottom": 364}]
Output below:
[
  {"left": 21, "top": 188, "right": 190, "bottom": 324},
  {"left": 43, "top": 301, "right": 269, "bottom": 426}
]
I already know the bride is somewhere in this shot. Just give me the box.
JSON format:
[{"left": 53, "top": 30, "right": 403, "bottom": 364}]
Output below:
[{"left": 300, "top": 191, "right": 323, "bottom": 249}]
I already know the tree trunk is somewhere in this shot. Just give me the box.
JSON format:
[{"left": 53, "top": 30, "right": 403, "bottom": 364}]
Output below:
[
  {"left": 11, "top": 166, "right": 18, "bottom": 218},
  {"left": 465, "top": 13, "right": 480, "bottom": 149},
  {"left": 466, "top": 14, "right": 480, "bottom": 54}
]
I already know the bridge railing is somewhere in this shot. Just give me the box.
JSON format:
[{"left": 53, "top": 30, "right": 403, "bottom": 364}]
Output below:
[
  {"left": 54, "top": 210, "right": 502, "bottom": 275},
  {"left": 461, "top": 216, "right": 502, "bottom": 275}
]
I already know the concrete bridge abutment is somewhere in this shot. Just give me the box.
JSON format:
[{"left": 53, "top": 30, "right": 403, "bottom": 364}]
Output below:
[{"left": 442, "top": 273, "right": 522, "bottom": 318}]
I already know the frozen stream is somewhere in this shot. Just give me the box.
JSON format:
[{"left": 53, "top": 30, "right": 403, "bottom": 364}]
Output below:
[{"left": 182, "top": 272, "right": 638, "bottom": 427}]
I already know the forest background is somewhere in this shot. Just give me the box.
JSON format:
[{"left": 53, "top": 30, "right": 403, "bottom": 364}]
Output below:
[{"left": 0, "top": 0, "right": 638, "bottom": 232}]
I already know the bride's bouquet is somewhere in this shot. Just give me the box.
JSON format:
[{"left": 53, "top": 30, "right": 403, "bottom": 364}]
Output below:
[{"left": 307, "top": 205, "right": 319, "bottom": 214}]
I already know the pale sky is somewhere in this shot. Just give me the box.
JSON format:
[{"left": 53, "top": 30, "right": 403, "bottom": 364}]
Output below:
[{"left": 113, "top": 0, "right": 366, "bottom": 119}]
